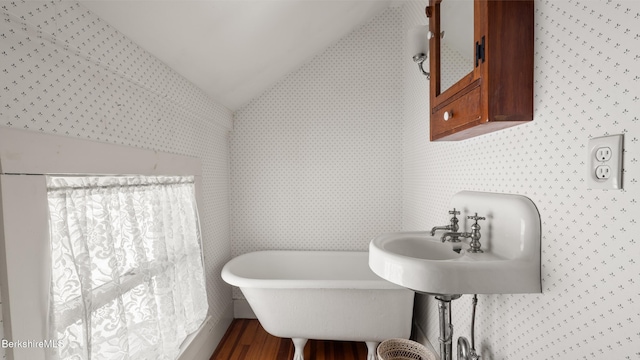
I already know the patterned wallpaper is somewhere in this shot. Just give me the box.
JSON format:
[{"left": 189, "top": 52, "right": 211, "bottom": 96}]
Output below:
[
  {"left": 0, "top": 1, "right": 233, "bottom": 357},
  {"left": 402, "top": 1, "right": 640, "bottom": 359},
  {"left": 3, "top": 0, "right": 639, "bottom": 359},
  {"left": 230, "top": 8, "right": 404, "bottom": 256}
]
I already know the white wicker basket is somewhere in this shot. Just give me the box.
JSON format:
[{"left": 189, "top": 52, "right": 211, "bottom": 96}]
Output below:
[{"left": 377, "top": 338, "right": 437, "bottom": 360}]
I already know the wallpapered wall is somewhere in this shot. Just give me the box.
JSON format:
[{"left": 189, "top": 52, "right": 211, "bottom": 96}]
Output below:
[
  {"left": 230, "top": 8, "right": 404, "bottom": 255},
  {"left": 231, "top": 0, "right": 639, "bottom": 357},
  {"left": 0, "top": 1, "right": 233, "bottom": 356},
  {"left": 401, "top": 1, "right": 639, "bottom": 359},
  {"left": 2, "top": 0, "right": 639, "bottom": 359}
]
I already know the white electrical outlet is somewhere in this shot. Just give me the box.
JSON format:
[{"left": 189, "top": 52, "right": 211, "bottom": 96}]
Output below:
[
  {"left": 587, "top": 134, "right": 623, "bottom": 189},
  {"left": 595, "top": 147, "right": 612, "bottom": 161},
  {"left": 595, "top": 165, "right": 611, "bottom": 179}
]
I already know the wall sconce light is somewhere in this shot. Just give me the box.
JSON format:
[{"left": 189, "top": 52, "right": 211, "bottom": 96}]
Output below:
[{"left": 409, "top": 25, "right": 431, "bottom": 79}]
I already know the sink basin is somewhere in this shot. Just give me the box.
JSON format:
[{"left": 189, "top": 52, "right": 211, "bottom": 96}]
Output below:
[
  {"left": 379, "top": 235, "right": 462, "bottom": 261},
  {"left": 369, "top": 191, "right": 541, "bottom": 295}
]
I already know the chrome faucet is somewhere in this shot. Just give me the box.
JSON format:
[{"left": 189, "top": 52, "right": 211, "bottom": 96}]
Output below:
[
  {"left": 430, "top": 209, "right": 461, "bottom": 241},
  {"left": 440, "top": 213, "right": 486, "bottom": 253}
]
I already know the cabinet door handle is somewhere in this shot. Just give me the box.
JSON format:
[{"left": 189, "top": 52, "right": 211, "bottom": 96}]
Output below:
[
  {"left": 475, "top": 36, "right": 486, "bottom": 67},
  {"left": 444, "top": 111, "right": 453, "bottom": 121}
]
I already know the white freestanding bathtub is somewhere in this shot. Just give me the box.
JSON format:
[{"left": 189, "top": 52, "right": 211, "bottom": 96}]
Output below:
[{"left": 221, "top": 251, "right": 414, "bottom": 360}]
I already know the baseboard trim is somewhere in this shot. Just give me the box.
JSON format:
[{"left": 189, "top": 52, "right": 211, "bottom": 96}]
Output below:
[
  {"left": 233, "top": 299, "right": 257, "bottom": 319},
  {"left": 178, "top": 302, "right": 234, "bottom": 360}
]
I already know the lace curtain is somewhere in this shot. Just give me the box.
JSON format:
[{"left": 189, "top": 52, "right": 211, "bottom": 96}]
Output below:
[{"left": 46, "top": 175, "right": 208, "bottom": 360}]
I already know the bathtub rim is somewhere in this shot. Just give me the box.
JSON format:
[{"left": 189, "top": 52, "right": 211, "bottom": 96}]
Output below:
[{"left": 221, "top": 250, "right": 408, "bottom": 290}]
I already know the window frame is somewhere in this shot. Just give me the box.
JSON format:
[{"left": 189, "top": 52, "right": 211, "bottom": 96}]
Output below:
[{"left": 0, "top": 127, "right": 204, "bottom": 360}]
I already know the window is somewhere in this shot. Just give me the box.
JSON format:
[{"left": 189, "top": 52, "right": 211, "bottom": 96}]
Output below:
[
  {"left": 46, "top": 175, "right": 208, "bottom": 360},
  {"left": 0, "top": 127, "right": 209, "bottom": 360}
]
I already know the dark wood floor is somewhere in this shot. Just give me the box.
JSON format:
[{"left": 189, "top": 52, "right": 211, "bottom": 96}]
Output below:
[{"left": 211, "top": 319, "right": 369, "bottom": 360}]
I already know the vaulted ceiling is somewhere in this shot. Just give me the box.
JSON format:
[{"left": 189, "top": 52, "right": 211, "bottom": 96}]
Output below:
[{"left": 80, "top": 1, "right": 394, "bottom": 111}]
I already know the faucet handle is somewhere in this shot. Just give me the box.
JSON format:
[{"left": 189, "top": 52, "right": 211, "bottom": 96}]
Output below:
[
  {"left": 467, "top": 213, "right": 485, "bottom": 253},
  {"left": 448, "top": 208, "right": 461, "bottom": 233}
]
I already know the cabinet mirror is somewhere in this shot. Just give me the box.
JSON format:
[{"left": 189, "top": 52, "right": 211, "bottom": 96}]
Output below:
[{"left": 439, "top": 0, "right": 474, "bottom": 94}]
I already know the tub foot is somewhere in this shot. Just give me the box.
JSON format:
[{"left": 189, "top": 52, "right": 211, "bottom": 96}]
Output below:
[
  {"left": 292, "top": 338, "right": 307, "bottom": 360},
  {"left": 365, "top": 341, "right": 379, "bottom": 360}
]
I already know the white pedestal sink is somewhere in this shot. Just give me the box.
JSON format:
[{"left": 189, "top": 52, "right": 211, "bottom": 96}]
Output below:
[{"left": 369, "top": 191, "right": 541, "bottom": 295}]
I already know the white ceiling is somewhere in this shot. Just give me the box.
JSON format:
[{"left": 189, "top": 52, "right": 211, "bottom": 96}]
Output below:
[{"left": 79, "top": 0, "right": 394, "bottom": 111}]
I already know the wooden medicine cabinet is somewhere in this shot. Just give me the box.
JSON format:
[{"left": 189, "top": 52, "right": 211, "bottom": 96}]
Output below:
[{"left": 427, "top": 0, "right": 534, "bottom": 141}]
